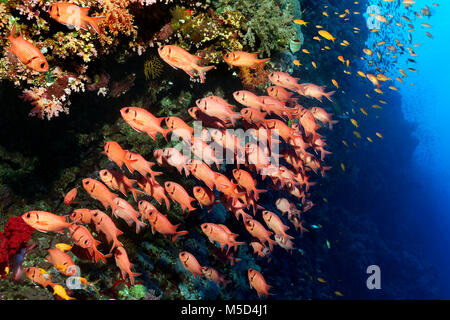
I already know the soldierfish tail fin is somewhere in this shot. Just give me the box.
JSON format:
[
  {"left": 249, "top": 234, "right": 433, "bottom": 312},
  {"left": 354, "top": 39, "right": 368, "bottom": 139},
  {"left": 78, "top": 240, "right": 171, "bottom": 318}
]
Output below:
[
  {"left": 227, "top": 112, "right": 242, "bottom": 127},
  {"left": 93, "top": 247, "right": 108, "bottom": 263},
  {"left": 85, "top": 16, "right": 105, "bottom": 35},
  {"left": 160, "top": 127, "right": 172, "bottom": 142},
  {"left": 267, "top": 238, "right": 276, "bottom": 251},
  {"left": 172, "top": 230, "right": 189, "bottom": 242},
  {"left": 110, "top": 238, "right": 124, "bottom": 253},
  {"left": 324, "top": 91, "right": 336, "bottom": 102},
  {"left": 197, "top": 65, "right": 215, "bottom": 83},
  {"left": 252, "top": 188, "right": 267, "bottom": 201},
  {"left": 129, "top": 272, "right": 142, "bottom": 286},
  {"left": 130, "top": 188, "right": 144, "bottom": 202},
  {"left": 320, "top": 166, "right": 332, "bottom": 177},
  {"left": 135, "top": 220, "right": 147, "bottom": 234},
  {"left": 257, "top": 58, "right": 271, "bottom": 65},
  {"left": 320, "top": 149, "right": 332, "bottom": 161},
  {"left": 329, "top": 120, "right": 339, "bottom": 130}
]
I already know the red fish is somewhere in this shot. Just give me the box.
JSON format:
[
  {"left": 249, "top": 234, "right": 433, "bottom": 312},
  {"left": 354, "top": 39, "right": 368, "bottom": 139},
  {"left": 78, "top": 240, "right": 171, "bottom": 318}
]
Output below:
[
  {"left": 114, "top": 246, "right": 141, "bottom": 285},
  {"left": 201, "top": 223, "right": 244, "bottom": 253},
  {"left": 68, "top": 224, "right": 108, "bottom": 263},
  {"left": 137, "top": 177, "right": 170, "bottom": 210},
  {"left": 22, "top": 211, "right": 71, "bottom": 233},
  {"left": 179, "top": 251, "right": 203, "bottom": 278},
  {"left": 139, "top": 200, "right": 188, "bottom": 241},
  {"left": 91, "top": 210, "right": 124, "bottom": 253},
  {"left": 82, "top": 178, "right": 117, "bottom": 210},
  {"left": 112, "top": 197, "right": 146, "bottom": 234},
  {"left": 63, "top": 187, "right": 78, "bottom": 206},
  {"left": 125, "top": 151, "right": 162, "bottom": 182},
  {"left": 48, "top": 2, "right": 104, "bottom": 34},
  {"left": 224, "top": 51, "right": 270, "bottom": 68},
  {"left": 103, "top": 141, "right": 134, "bottom": 172},
  {"left": 99, "top": 169, "right": 143, "bottom": 201},
  {"left": 164, "top": 181, "right": 196, "bottom": 214},
  {"left": 201, "top": 266, "right": 229, "bottom": 287},
  {"left": 121, "top": 107, "right": 171, "bottom": 141},
  {"left": 7, "top": 25, "right": 49, "bottom": 72},
  {"left": 248, "top": 268, "right": 271, "bottom": 298},
  {"left": 158, "top": 45, "right": 215, "bottom": 83}
]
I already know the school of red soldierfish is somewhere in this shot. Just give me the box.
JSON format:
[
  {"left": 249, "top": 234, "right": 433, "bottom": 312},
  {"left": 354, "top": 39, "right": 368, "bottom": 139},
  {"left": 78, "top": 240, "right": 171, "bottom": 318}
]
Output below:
[{"left": 7, "top": 3, "right": 338, "bottom": 299}]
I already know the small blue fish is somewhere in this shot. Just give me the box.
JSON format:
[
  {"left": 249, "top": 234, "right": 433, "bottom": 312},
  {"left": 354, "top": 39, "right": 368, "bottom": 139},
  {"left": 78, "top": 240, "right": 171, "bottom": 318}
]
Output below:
[{"left": 310, "top": 224, "right": 322, "bottom": 229}]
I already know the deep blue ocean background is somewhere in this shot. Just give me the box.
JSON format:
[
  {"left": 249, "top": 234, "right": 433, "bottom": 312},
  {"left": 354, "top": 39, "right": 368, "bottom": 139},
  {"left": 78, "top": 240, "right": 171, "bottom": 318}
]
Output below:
[{"left": 326, "top": 0, "right": 450, "bottom": 298}]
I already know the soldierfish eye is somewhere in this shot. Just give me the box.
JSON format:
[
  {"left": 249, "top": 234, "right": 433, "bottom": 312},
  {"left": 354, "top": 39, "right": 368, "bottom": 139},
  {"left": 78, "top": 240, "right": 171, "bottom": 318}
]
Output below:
[
  {"left": 93, "top": 212, "right": 98, "bottom": 217},
  {"left": 84, "top": 180, "right": 89, "bottom": 185},
  {"left": 40, "top": 62, "right": 46, "bottom": 69},
  {"left": 124, "top": 108, "right": 129, "bottom": 113},
  {"left": 26, "top": 213, "right": 31, "bottom": 218}
]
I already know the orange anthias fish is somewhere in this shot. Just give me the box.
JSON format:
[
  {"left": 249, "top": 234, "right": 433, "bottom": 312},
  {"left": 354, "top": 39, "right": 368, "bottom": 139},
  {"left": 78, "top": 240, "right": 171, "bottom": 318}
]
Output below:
[
  {"left": 139, "top": 200, "right": 188, "bottom": 241},
  {"left": 91, "top": 209, "right": 124, "bottom": 252},
  {"left": 179, "top": 251, "right": 203, "bottom": 278},
  {"left": 164, "top": 181, "right": 196, "bottom": 214},
  {"left": 99, "top": 169, "right": 143, "bottom": 201},
  {"left": 121, "top": 107, "right": 171, "bottom": 141},
  {"left": 48, "top": 2, "right": 104, "bottom": 34},
  {"left": 248, "top": 268, "right": 271, "bottom": 298},
  {"left": 201, "top": 266, "right": 229, "bottom": 287},
  {"left": 82, "top": 178, "right": 117, "bottom": 210},
  {"left": 22, "top": 211, "right": 72, "bottom": 233},
  {"left": 201, "top": 223, "right": 244, "bottom": 253},
  {"left": 223, "top": 51, "right": 270, "bottom": 68},
  {"left": 7, "top": 25, "right": 49, "bottom": 72},
  {"left": 68, "top": 224, "right": 109, "bottom": 263},
  {"left": 114, "top": 246, "right": 141, "bottom": 285},
  {"left": 158, "top": 45, "right": 215, "bottom": 83},
  {"left": 63, "top": 187, "right": 78, "bottom": 206}
]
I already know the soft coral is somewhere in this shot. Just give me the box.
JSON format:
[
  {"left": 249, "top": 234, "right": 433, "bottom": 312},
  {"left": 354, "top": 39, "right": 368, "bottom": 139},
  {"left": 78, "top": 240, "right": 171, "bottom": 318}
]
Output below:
[{"left": 0, "top": 216, "right": 34, "bottom": 278}]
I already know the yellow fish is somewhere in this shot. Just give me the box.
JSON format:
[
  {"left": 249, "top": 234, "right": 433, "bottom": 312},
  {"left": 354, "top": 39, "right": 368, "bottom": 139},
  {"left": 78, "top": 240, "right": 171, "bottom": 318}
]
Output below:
[
  {"left": 318, "top": 30, "right": 336, "bottom": 42},
  {"left": 372, "top": 104, "right": 382, "bottom": 109},
  {"left": 346, "top": 60, "right": 350, "bottom": 68},
  {"left": 353, "top": 131, "right": 361, "bottom": 139},
  {"left": 335, "top": 291, "right": 344, "bottom": 297},
  {"left": 52, "top": 284, "right": 76, "bottom": 300},
  {"left": 363, "top": 48, "right": 373, "bottom": 56},
  {"left": 376, "top": 132, "right": 383, "bottom": 139},
  {"left": 318, "top": 277, "right": 327, "bottom": 283},
  {"left": 360, "top": 108, "right": 368, "bottom": 116},
  {"left": 293, "top": 59, "right": 301, "bottom": 66},
  {"left": 302, "top": 49, "right": 310, "bottom": 54},
  {"left": 338, "top": 56, "right": 345, "bottom": 63},
  {"left": 313, "top": 36, "right": 321, "bottom": 41},
  {"left": 350, "top": 119, "right": 358, "bottom": 128},
  {"left": 323, "top": 197, "right": 328, "bottom": 203},
  {"left": 342, "top": 140, "right": 349, "bottom": 147},
  {"left": 312, "top": 61, "right": 317, "bottom": 69},
  {"left": 323, "top": 12, "right": 329, "bottom": 17},
  {"left": 389, "top": 86, "right": 398, "bottom": 91},
  {"left": 357, "top": 71, "right": 366, "bottom": 78},
  {"left": 374, "top": 88, "right": 384, "bottom": 94},
  {"left": 379, "top": 100, "right": 387, "bottom": 104},
  {"left": 294, "top": 19, "right": 309, "bottom": 26},
  {"left": 55, "top": 243, "right": 73, "bottom": 252},
  {"left": 332, "top": 79, "right": 339, "bottom": 88},
  {"left": 367, "top": 137, "right": 373, "bottom": 143}
]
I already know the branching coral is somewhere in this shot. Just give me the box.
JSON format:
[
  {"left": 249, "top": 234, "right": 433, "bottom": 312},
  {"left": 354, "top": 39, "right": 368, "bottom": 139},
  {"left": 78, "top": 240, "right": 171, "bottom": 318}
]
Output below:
[{"left": 144, "top": 54, "right": 164, "bottom": 80}]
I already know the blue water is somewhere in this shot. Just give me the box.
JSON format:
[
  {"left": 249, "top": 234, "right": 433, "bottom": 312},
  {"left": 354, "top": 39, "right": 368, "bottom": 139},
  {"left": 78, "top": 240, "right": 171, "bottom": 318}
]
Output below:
[
  {"left": 362, "top": 1, "right": 450, "bottom": 297},
  {"left": 399, "top": 2, "right": 450, "bottom": 297}
]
